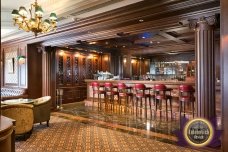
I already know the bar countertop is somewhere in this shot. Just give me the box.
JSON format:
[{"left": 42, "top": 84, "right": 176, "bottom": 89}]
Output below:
[{"left": 84, "top": 79, "right": 195, "bottom": 85}]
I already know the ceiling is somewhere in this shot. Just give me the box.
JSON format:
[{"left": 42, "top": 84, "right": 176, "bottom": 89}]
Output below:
[
  {"left": 1, "top": 0, "right": 143, "bottom": 39},
  {"left": 1, "top": 0, "right": 220, "bottom": 56}
]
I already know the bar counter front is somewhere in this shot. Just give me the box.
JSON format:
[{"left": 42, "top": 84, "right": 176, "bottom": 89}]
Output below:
[
  {"left": 84, "top": 79, "right": 220, "bottom": 119},
  {"left": 85, "top": 79, "right": 195, "bottom": 99}
]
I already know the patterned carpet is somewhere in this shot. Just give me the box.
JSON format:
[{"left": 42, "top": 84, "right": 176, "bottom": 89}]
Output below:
[{"left": 15, "top": 116, "right": 199, "bottom": 152}]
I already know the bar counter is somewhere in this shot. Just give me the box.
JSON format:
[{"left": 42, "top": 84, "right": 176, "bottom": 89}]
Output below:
[{"left": 85, "top": 79, "right": 195, "bottom": 99}]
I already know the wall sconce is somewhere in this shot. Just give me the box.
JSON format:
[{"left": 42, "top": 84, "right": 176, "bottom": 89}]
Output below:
[
  {"left": 123, "top": 58, "right": 126, "bottom": 63},
  {"left": 59, "top": 50, "right": 64, "bottom": 56},
  {"left": 17, "top": 55, "right": 26, "bottom": 65},
  {"left": 104, "top": 56, "right": 109, "bottom": 61},
  {"left": 75, "top": 53, "right": 80, "bottom": 57},
  {"left": 131, "top": 59, "right": 135, "bottom": 63},
  {"left": 88, "top": 54, "right": 94, "bottom": 59}
]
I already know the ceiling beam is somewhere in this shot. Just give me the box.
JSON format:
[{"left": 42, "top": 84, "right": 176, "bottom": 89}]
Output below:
[
  {"left": 1, "top": 0, "right": 220, "bottom": 46},
  {"left": 158, "top": 31, "right": 186, "bottom": 43}
]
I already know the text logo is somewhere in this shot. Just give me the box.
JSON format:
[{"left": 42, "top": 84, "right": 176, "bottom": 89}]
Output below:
[{"left": 184, "top": 118, "right": 214, "bottom": 147}]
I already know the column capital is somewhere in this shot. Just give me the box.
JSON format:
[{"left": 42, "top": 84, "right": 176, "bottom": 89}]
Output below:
[{"left": 188, "top": 15, "right": 217, "bottom": 30}]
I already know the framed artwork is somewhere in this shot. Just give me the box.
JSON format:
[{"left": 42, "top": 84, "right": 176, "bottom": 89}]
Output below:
[{"left": 7, "top": 58, "right": 14, "bottom": 74}]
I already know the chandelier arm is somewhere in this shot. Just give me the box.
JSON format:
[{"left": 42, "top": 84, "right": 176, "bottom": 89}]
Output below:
[
  {"left": 37, "top": 18, "right": 41, "bottom": 31},
  {"left": 46, "top": 26, "right": 51, "bottom": 32},
  {"left": 29, "top": 7, "right": 32, "bottom": 19},
  {"left": 25, "top": 21, "right": 30, "bottom": 30}
]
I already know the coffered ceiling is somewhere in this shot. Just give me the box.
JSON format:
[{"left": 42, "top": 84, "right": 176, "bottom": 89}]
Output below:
[{"left": 1, "top": 0, "right": 220, "bottom": 56}]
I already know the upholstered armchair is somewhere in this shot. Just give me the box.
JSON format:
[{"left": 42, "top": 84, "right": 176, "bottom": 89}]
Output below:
[
  {"left": 33, "top": 96, "right": 51, "bottom": 127},
  {"left": 1, "top": 104, "right": 34, "bottom": 136}
]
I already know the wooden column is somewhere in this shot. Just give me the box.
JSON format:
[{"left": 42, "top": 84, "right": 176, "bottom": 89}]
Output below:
[
  {"left": 42, "top": 46, "right": 56, "bottom": 108},
  {"left": 194, "top": 17, "right": 216, "bottom": 118},
  {"left": 221, "top": 0, "right": 228, "bottom": 151}
]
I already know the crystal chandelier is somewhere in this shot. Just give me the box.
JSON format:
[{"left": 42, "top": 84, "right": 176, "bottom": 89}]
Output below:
[{"left": 11, "top": 0, "right": 57, "bottom": 36}]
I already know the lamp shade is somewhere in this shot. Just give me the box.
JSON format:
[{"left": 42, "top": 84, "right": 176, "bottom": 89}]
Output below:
[
  {"left": 49, "top": 13, "right": 57, "bottom": 21},
  {"left": 19, "top": 6, "right": 28, "bottom": 17},
  {"left": 11, "top": 9, "right": 19, "bottom": 18},
  {"left": 35, "top": 6, "right": 43, "bottom": 17},
  {"left": 44, "top": 19, "right": 50, "bottom": 26}
]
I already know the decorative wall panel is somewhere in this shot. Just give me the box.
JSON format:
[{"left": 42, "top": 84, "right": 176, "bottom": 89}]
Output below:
[
  {"left": 57, "top": 56, "right": 64, "bottom": 85},
  {"left": 87, "top": 58, "right": 93, "bottom": 79},
  {"left": 55, "top": 49, "right": 111, "bottom": 103},
  {"left": 81, "top": 57, "right": 86, "bottom": 81},
  {"left": 4, "top": 49, "right": 18, "bottom": 84},
  {"left": 66, "top": 56, "right": 72, "bottom": 84},
  {"left": 74, "top": 57, "right": 79, "bottom": 83}
]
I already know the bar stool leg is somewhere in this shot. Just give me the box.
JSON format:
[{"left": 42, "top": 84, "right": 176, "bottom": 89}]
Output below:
[
  {"left": 149, "top": 97, "right": 152, "bottom": 118},
  {"left": 170, "top": 99, "right": 173, "bottom": 120},
  {"left": 183, "top": 102, "right": 186, "bottom": 117},
  {"left": 179, "top": 101, "right": 182, "bottom": 120},
  {"left": 140, "top": 98, "right": 143, "bottom": 116},
  {"left": 145, "top": 98, "right": 147, "bottom": 118},
  {"left": 192, "top": 101, "right": 194, "bottom": 118},
  {"left": 136, "top": 98, "right": 138, "bottom": 116},
  {"left": 159, "top": 100, "right": 162, "bottom": 119},
  {"left": 166, "top": 99, "right": 168, "bottom": 121},
  {"left": 98, "top": 94, "right": 100, "bottom": 109}
]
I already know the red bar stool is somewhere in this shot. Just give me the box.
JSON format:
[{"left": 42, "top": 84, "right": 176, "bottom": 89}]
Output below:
[
  {"left": 117, "top": 83, "right": 133, "bottom": 111},
  {"left": 104, "top": 82, "right": 119, "bottom": 109},
  {"left": 134, "top": 84, "right": 152, "bottom": 117},
  {"left": 154, "top": 84, "right": 173, "bottom": 120},
  {"left": 91, "top": 82, "right": 106, "bottom": 108},
  {"left": 179, "top": 85, "right": 195, "bottom": 119}
]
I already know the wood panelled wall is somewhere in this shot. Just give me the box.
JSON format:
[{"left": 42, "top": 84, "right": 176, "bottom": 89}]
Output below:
[
  {"left": 42, "top": 46, "right": 56, "bottom": 108},
  {"left": 1, "top": 44, "right": 27, "bottom": 88},
  {"left": 56, "top": 49, "right": 111, "bottom": 103},
  {"left": 27, "top": 44, "right": 42, "bottom": 99}
]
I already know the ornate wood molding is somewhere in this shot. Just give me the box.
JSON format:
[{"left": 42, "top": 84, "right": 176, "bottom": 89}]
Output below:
[
  {"left": 1, "top": 0, "right": 220, "bottom": 47},
  {"left": 188, "top": 15, "right": 217, "bottom": 30}
]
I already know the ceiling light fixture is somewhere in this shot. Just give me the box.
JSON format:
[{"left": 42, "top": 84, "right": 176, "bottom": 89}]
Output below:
[
  {"left": 167, "top": 51, "right": 179, "bottom": 55},
  {"left": 11, "top": 0, "right": 57, "bottom": 36}
]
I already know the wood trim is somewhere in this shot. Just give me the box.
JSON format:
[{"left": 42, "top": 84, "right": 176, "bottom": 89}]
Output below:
[{"left": 221, "top": 0, "right": 228, "bottom": 151}]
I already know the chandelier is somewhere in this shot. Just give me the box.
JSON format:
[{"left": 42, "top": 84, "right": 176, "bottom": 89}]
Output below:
[{"left": 11, "top": 0, "right": 57, "bottom": 36}]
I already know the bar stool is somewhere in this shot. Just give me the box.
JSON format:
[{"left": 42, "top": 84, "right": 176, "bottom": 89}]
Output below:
[
  {"left": 154, "top": 84, "right": 173, "bottom": 120},
  {"left": 117, "top": 83, "right": 133, "bottom": 111},
  {"left": 134, "top": 84, "right": 152, "bottom": 117},
  {"left": 91, "top": 82, "right": 106, "bottom": 108},
  {"left": 179, "top": 85, "right": 195, "bottom": 119},
  {"left": 104, "top": 82, "right": 119, "bottom": 109}
]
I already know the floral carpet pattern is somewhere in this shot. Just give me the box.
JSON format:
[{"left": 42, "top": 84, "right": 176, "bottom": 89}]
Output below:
[{"left": 15, "top": 116, "right": 199, "bottom": 152}]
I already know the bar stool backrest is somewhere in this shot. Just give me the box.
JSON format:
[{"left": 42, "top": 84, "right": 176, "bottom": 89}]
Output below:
[
  {"left": 135, "top": 84, "right": 146, "bottom": 90},
  {"left": 179, "top": 85, "right": 195, "bottom": 97},
  {"left": 117, "top": 83, "right": 127, "bottom": 89},
  {"left": 91, "top": 82, "right": 100, "bottom": 91},
  {"left": 134, "top": 84, "right": 146, "bottom": 94},
  {"left": 154, "top": 84, "right": 167, "bottom": 96},
  {"left": 154, "top": 84, "right": 166, "bottom": 91},
  {"left": 179, "top": 85, "right": 194, "bottom": 92},
  {"left": 117, "top": 83, "right": 127, "bottom": 93},
  {"left": 104, "top": 82, "right": 113, "bottom": 92}
]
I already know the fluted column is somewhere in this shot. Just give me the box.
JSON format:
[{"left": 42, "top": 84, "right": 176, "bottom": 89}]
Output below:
[
  {"left": 41, "top": 46, "right": 56, "bottom": 108},
  {"left": 192, "top": 17, "right": 216, "bottom": 119}
]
